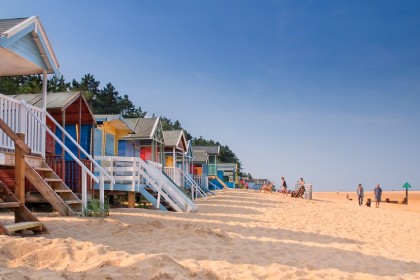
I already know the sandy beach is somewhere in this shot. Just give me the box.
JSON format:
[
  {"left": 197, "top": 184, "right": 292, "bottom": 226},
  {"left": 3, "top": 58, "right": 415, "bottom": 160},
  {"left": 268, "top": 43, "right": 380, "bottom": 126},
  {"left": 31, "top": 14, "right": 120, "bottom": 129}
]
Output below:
[{"left": 1, "top": 189, "right": 420, "bottom": 279}]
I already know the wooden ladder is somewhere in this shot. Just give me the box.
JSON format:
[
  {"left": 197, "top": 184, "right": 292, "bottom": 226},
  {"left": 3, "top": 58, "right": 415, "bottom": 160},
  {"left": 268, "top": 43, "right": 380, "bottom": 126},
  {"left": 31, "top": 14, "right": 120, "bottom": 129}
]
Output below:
[
  {"left": 25, "top": 159, "right": 83, "bottom": 216},
  {"left": 0, "top": 180, "right": 48, "bottom": 236}
]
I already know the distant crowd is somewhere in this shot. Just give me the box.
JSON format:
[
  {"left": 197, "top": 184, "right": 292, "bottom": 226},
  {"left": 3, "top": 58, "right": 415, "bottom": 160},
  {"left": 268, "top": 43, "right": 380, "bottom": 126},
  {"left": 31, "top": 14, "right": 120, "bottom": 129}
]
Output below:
[{"left": 239, "top": 177, "right": 307, "bottom": 198}]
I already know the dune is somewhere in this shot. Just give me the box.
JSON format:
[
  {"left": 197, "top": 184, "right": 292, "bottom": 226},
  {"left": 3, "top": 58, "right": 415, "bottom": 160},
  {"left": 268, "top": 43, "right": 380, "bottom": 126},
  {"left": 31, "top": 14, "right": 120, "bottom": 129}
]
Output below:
[{"left": 1, "top": 189, "right": 419, "bottom": 279}]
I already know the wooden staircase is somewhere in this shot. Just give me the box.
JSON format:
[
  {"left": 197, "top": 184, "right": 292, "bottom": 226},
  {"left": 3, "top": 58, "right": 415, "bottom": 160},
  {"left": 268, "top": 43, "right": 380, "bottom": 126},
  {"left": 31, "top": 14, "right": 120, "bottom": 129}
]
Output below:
[
  {"left": 143, "top": 186, "right": 175, "bottom": 211},
  {"left": 0, "top": 180, "right": 48, "bottom": 236},
  {"left": 25, "top": 159, "right": 83, "bottom": 216}
]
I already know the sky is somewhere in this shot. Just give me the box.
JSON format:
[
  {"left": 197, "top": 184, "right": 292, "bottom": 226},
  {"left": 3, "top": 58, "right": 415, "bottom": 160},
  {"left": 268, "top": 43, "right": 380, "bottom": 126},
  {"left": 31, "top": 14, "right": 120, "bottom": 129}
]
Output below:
[{"left": 2, "top": 0, "right": 420, "bottom": 191}]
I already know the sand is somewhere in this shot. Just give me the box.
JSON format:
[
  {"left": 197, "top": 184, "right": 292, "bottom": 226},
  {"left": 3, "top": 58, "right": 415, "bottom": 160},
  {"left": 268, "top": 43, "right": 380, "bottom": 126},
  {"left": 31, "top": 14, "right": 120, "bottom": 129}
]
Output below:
[{"left": 1, "top": 189, "right": 420, "bottom": 279}]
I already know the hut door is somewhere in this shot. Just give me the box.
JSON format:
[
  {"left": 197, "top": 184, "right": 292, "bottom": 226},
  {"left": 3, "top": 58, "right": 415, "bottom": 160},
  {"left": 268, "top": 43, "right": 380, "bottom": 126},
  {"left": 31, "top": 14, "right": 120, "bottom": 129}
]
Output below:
[
  {"left": 93, "top": 129, "right": 103, "bottom": 156},
  {"left": 166, "top": 156, "right": 173, "bottom": 167},
  {"left": 105, "top": 133, "right": 115, "bottom": 156}
]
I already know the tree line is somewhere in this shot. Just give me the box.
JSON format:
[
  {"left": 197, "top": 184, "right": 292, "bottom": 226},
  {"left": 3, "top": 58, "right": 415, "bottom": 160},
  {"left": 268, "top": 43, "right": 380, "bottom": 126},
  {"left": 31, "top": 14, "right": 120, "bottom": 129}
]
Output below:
[{"left": 0, "top": 74, "right": 251, "bottom": 177}]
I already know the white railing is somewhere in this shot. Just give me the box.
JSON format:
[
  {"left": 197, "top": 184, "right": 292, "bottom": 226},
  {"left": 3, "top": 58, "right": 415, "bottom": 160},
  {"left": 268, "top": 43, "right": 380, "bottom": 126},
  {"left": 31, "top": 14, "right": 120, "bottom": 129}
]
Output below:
[
  {"left": 179, "top": 168, "right": 207, "bottom": 199},
  {"left": 163, "top": 167, "right": 183, "bottom": 186},
  {"left": 94, "top": 156, "right": 141, "bottom": 191},
  {"left": 192, "top": 174, "right": 208, "bottom": 192},
  {"left": 146, "top": 160, "right": 196, "bottom": 212},
  {"left": 147, "top": 160, "right": 162, "bottom": 170},
  {"left": 94, "top": 156, "right": 197, "bottom": 212},
  {"left": 0, "top": 94, "right": 43, "bottom": 154},
  {"left": 164, "top": 167, "right": 207, "bottom": 200}
]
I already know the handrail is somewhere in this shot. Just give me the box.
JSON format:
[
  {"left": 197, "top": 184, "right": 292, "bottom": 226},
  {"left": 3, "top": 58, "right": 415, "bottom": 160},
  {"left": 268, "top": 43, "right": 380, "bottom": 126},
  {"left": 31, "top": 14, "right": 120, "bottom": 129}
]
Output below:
[
  {"left": 208, "top": 181, "right": 219, "bottom": 190},
  {"left": 137, "top": 165, "right": 183, "bottom": 212},
  {"left": 45, "top": 111, "right": 115, "bottom": 184},
  {"left": 21, "top": 101, "right": 98, "bottom": 183},
  {"left": 179, "top": 168, "right": 207, "bottom": 199},
  {"left": 144, "top": 160, "right": 196, "bottom": 211}
]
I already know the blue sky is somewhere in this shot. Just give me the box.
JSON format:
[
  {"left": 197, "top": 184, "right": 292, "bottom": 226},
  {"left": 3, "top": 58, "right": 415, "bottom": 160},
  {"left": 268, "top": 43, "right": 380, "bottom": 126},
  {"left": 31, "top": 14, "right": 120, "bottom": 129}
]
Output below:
[{"left": 2, "top": 0, "right": 420, "bottom": 191}]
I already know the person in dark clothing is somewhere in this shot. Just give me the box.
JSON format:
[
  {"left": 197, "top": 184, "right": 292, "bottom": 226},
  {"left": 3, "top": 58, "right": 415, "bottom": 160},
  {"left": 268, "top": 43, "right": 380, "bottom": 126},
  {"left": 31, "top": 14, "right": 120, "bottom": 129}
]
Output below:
[
  {"left": 374, "top": 184, "right": 382, "bottom": 208},
  {"left": 281, "top": 177, "right": 287, "bottom": 195},
  {"left": 357, "top": 184, "right": 364, "bottom": 206}
]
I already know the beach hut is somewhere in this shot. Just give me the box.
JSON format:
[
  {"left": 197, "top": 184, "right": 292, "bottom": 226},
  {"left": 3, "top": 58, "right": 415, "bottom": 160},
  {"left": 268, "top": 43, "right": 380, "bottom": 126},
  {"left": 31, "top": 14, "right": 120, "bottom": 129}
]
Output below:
[
  {"left": 191, "top": 145, "right": 238, "bottom": 189},
  {"left": 192, "top": 146, "right": 219, "bottom": 176},
  {"left": 9, "top": 92, "right": 96, "bottom": 195},
  {"left": 161, "top": 130, "right": 206, "bottom": 198},
  {"left": 163, "top": 130, "right": 187, "bottom": 169},
  {"left": 190, "top": 148, "right": 209, "bottom": 191},
  {"left": 122, "top": 117, "right": 165, "bottom": 164},
  {"left": 93, "top": 114, "right": 135, "bottom": 157},
  {"left": 216, "top": 163, "right": 238, "bottom": 188}
]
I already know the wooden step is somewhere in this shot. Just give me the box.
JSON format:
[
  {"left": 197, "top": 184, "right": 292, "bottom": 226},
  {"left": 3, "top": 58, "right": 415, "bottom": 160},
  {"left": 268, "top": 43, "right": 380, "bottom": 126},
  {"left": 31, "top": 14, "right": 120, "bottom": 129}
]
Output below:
[
  {"left": 64, "top": 200, "right": 81, "bottom": 205},
  {"left": 44, "top": 178, "right": 62, "bottom": 182},
  {"left": 4, "top": 221, "right": 42, "bottom": 233},
  {"left": 34, "top": 167, "right": 52, "bottom": 172},
  {"left": 54, "top": 189, "right": 72, "bottom": 193},
  {"left": 0, "top": 202, "right": 21, "bottom": 208}
]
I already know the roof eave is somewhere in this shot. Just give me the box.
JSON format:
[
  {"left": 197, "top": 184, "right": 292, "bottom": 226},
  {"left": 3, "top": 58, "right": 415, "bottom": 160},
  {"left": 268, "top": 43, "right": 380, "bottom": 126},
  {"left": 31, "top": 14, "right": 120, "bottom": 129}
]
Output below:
[{"left": 0, "top": 16, "right": 60, "bottom": 76}]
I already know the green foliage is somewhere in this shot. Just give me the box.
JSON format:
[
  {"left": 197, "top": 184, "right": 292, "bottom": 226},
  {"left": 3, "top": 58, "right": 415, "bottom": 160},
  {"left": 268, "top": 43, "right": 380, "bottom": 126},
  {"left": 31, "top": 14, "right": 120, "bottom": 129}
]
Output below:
[
  {"left": 83, "top": 198, "right": 110, "bottom": 217},
  {"left": 0, "top": 75, "right": 42, "bottom": 94},
  {"left": 48, "top": 75, "right": 70, "bottom": 92},
  {"left": 0, "top": 76, "right": 20, "bottom": 94}
]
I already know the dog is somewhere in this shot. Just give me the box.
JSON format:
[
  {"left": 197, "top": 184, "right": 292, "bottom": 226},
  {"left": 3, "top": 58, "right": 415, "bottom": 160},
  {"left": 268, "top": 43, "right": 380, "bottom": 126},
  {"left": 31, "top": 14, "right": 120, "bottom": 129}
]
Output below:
[{"left": 366, "top": 198, "right": 371, "bottom": 207}]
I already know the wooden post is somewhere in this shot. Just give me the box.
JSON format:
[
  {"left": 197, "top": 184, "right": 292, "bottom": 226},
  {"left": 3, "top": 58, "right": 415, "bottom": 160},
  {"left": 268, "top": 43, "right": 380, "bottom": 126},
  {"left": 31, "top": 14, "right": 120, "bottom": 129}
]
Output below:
[
  {"left": 42, "top": 70, "right": 47, "bottom": 158},
  {"left": 82, "top": 169, "right": 87, "bottom": 210},
  {"left": 127, "top": 191, "right": 135, "bottom": 208},
  {"left": 14, "top": 133, "right": 26, "bottom": 203}
]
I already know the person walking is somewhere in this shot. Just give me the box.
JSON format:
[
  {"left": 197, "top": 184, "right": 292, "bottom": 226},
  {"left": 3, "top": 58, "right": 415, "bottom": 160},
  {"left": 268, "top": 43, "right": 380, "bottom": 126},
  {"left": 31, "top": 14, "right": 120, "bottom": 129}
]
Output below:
[
  {"left": 357, "top": 184, "right": 364, "bottom": 206},
  {"left": 374, "top": 184, "right": 382, "bottom": 208},
  {"left": 281, "top": 177, "right": 287, "bottom": 195}
]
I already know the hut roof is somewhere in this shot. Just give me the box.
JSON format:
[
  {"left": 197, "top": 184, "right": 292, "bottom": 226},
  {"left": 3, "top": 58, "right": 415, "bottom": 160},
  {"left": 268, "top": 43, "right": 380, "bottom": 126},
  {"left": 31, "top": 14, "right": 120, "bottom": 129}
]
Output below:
[
  {"left": 12, "top": 92, "right": 95, "bottom": 124},
  {"left": 192, "top": 149, "right": 208, "bottom": 163},
  {"left": 124, "top": 117, "right": 163, "bottom": 143},
  {"left": 95, "top": 114, "right": 135, "bottom": 133},
  {"left": 13, "top": 92, "right": 86, "bottom": 110},
  {"left": 163, "top": 130, "right": 187, "bottom": 150},
  {"left": 0, "top": 18, "right": 27, "bottom": 35},
  {"left": 192, "top": 145, "right": 220, "bottom": 155}
]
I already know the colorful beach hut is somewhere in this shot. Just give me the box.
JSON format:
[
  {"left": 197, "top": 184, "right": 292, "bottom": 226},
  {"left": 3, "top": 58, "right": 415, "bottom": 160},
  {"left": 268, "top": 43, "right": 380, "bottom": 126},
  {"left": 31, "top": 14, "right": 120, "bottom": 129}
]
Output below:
[
  {"left": 93, "top": 114, "right": 135, "bottom": 157},
  {"left": 192, "top": 146, "right": 219, "bottom": 176},
  {"left": 122, "top": 117, "right": 165, "bottom": 164},
  {"left": 8, "top": 92, "right": 96, "bottom": 195},
  {"left": 163, "top": 130, "right": 187, "bottom": 169}
]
